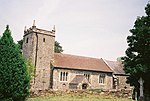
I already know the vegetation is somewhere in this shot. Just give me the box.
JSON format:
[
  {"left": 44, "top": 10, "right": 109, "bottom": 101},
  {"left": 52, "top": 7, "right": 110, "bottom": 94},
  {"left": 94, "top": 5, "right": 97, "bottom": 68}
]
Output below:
[
  {"left": 17, "top": 39, "right": 23, "bottom": 49},
  {"left": 0, "top": 25, "right": 30, "bottom": 101},
  {"left": 54, "top": 41, "right": 63, "bottom": 53},
  {"left": 27, "top": 94, "right": 131, "bottom": 101},
  {"left": 26, "top": 59, "right": 35, "bottom": 79},
  {"left": 121, "top": 3, "right": 150, "bottom": 98}
]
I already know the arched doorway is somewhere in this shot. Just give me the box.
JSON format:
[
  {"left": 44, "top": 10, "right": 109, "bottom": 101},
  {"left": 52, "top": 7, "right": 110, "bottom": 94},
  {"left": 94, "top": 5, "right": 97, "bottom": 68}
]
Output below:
[{"left": 82, "top": 83, "right": 88, "bottom": 89}]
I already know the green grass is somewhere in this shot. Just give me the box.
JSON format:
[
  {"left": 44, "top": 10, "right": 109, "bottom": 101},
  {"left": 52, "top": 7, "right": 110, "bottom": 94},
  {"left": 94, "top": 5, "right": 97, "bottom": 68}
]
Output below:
[{"left": 27, "top": 94, "right": 132, "bottom": 101}]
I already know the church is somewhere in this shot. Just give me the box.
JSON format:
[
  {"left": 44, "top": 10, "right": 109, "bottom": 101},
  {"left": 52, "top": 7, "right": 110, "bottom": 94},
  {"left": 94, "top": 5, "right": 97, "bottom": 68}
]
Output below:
[{"left": 22, "top": 22, "right": 130, "bottom": 91}]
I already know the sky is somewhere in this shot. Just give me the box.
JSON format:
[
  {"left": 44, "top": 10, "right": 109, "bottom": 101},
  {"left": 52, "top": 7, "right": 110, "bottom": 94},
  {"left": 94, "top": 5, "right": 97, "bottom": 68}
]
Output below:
[{"left": 0, "top": 0, "right": 149, "bottom": 60}]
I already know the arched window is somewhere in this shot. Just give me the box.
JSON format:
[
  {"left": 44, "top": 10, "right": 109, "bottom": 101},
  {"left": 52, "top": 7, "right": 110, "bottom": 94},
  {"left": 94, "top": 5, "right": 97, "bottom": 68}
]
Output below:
[
  {"left": 84, "top": 73, "right": 90, "bottom": 81},
  {"left": 99, "top": 74, "right": 105, "bottom": 84},
  {"left": 60, "top": 72, "right": 68, "bottom": 81},
  {"left": 60, "top": 72, "right": 63, "bottom": 81},
  {"left": 63, "top": 72, "right": 65, "bottom": 81},
  {"left": 66, "top": 72, "right": 68, "bottom": 81}
]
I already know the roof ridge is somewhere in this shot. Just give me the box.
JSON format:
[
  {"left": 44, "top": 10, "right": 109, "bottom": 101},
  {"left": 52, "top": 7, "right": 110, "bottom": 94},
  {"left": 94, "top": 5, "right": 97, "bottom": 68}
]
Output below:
[
  {"left": 54, "top": 53, "right": 102, "bottom": 60},
  {"left": 54, "top": 53, "right": 113, "bottom": 72},
  {"left": 102, "top": 59, "right": 114, "bottom": 72}
]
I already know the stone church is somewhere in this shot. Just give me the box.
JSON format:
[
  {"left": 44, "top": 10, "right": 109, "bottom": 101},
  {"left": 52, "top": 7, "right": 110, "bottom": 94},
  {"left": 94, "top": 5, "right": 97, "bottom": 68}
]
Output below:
[{"left": 22, "top": 23, "right": 130, "bottom": 91}]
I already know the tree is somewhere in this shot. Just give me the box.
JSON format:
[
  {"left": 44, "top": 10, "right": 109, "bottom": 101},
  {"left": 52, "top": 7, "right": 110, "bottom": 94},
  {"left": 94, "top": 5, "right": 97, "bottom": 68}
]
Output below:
[
  {"left": 17, "top": 39, "right": 23, "bottom": 49},
  {"left": 25, "top": 59, "right": 35, "bottom": 90},
  {"left": 121, "top": 3, "right": 150, "bottom": 98},
  {"left": 54, "top": 41, "right": 63, "bottom": 53},
  {"left": 0, "top": 25, "right": 30, "bottom": 101},
  {"left": 26, "top": 59, "right": 35, "bottom": 80}
]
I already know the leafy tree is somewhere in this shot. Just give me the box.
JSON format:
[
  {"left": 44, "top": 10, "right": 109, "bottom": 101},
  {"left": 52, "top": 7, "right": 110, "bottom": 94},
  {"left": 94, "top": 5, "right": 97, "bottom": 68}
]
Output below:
[
  {"left": 17, "top": 39, "right": 23, "bottom": 49},
  {"left": 122, "top": 3, "right": 150, "bottom": 98},
  {"left": 25, "top": 59, "right": 35, "bottom": 90},
  {"left": 26, "top": 59, "right": 35, "bottom": 80},
  {"left": 0, "top": 25, "right": 30, "bottom": 101},
  {"left": 54, "top": 41, "right": 63, "bottom": 53}
]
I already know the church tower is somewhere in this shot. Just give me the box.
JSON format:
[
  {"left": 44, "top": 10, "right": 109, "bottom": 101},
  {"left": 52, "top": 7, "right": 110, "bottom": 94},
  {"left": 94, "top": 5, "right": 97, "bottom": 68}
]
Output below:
[{"left": 22, "top": 21, "right": 55, "bottom": 91}]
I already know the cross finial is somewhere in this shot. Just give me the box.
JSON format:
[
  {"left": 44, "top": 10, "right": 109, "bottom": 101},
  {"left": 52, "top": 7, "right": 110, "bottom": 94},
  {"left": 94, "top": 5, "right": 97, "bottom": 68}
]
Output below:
[
  {"left": 33, "top": 20, "right": 35, "bottom": 26},
  {"left": 53, "top": 25, "right": 55, "bottom": 31},
  {"left": 32, "top": 20, "right": 36, "bottom": 28},
  {"left": 24, "top": 26, "right": 27, "bottom": 31},
  {"left": 52, "top": 25, "right": 56, "bottom": 33}
]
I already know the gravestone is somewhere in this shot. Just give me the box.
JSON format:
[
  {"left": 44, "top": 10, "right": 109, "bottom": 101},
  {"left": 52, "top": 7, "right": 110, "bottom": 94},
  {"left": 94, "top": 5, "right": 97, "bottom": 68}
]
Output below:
[{"left": 138, "top": 77, "right": 144, "bottom": 101}]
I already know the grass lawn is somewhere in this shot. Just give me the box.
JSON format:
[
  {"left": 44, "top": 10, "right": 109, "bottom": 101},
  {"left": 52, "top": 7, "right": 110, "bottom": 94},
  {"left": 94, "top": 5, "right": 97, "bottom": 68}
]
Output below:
[
  {"left": 27, "top": 96, "right": 132, "bottom": 101},
  {"left": 27, "top": 94, "right": 133, "bottom": 101}
]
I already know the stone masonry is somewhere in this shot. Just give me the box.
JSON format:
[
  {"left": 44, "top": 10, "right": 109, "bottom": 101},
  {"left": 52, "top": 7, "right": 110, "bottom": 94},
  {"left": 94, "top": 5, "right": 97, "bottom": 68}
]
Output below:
[
  {"left": 52, "top": 69, "right": 113, "bottom": 90},
  {"left": 23, "top": 23, "right": 55, "bottom": 91}
]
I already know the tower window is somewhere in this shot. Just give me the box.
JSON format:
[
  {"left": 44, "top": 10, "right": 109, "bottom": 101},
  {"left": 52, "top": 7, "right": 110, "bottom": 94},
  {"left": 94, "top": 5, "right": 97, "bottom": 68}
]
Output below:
[
  {"left": 43, "top": 38, "right": 45, "bottom": 42},
  {"left": 26, "top": 37, "right": 28, "bottom": 43}
]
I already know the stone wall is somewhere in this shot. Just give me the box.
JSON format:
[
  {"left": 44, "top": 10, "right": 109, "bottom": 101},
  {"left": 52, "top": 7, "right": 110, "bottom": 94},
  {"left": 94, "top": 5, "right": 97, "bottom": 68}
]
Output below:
[
  {"left": 23, "top": 26, "right": 55, "bottom": 91},
  {"left": 30, "top": 89, "right": 133, "bottom": 99},
  {"left": 34, "top": 33, "right": 55, "bottom": 90},
  {"left": 52, "top": 68, "right": 113, "bottom": 90},
  {"left": 115, "top": 75, "right": 131, "bottom": 90},
  {"left": 23, "top": 32, "right": 37, "bottom": 65}
]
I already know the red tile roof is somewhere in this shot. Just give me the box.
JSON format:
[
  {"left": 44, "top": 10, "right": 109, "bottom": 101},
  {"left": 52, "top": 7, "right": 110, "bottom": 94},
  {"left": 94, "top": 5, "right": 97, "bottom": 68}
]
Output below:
[
  {"left": 69, "top": 75, "right": 88, "bottom": 84},
  {"left": 104, "top": 60, "right": 125, "bottom": 74},
  {"left": 53, "top": 53, "right": 112, "bottom": 72}
]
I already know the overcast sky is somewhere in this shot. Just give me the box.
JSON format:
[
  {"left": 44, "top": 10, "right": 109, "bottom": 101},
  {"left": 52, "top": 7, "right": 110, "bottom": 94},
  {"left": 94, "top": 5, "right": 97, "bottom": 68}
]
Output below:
[{"left": 0, "top": 0, "right": 148, "bottom": 60}]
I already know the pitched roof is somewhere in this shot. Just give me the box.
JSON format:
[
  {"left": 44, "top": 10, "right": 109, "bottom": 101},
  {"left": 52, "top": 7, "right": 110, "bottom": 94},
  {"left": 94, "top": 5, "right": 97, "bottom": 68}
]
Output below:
[
  {"left": 69, "top": 75, "right": 88, "bottom": 84},
  {"left": 53, "top": 53, "right": 112, "bottom": 72},
  {"left": 104, "top": 60, "right": 125, "bottom": 75}
]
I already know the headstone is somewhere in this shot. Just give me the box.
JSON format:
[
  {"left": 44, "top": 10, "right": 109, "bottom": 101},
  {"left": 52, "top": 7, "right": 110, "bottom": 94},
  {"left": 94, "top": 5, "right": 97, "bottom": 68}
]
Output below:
[
  {"left": 138, "top": 77, "right": 144, "bottom": 101},
  {"left": 135, "top": 91, "right": 138, "bottom": 101}
]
